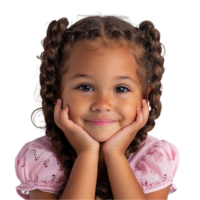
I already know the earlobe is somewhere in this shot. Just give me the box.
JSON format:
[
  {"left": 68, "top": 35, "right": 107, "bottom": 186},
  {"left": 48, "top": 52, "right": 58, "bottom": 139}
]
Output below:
[
  {"left": 147, "top": 86, "right": 152, "bottom": 104},
  {"left": 53, "top": 84, "right": 61, "bottom": 104},
  {"left": 148, "top": 85, "right": 152, "bottom": 93},
  {"left": 142, "top": 86, "right": 151, "bottom": 105}
]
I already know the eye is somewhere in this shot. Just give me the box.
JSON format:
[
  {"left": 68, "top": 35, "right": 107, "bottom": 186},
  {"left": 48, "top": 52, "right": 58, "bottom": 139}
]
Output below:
[{"left": 76, "top": 84, "right": 130, "bottom": 93}]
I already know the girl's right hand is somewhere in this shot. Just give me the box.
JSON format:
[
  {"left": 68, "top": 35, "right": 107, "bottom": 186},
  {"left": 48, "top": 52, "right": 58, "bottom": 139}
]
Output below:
[{"left": 54, "top": 99, "right": 100, "bottom": 156}]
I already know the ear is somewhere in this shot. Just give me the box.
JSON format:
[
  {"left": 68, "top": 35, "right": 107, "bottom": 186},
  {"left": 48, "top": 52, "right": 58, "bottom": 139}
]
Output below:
[
  {"left": 53, "top": 85, "right": 61, "bottom": 104},
  {"left": 143, "top": 86, "right": 152, "bottom": 104}
]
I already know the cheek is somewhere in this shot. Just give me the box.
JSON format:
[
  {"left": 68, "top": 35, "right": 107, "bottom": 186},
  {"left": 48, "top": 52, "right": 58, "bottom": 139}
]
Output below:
[
  {"left": 119, "top": 105, "right": 137, "bottom": 124},
  {"left": 121, "top": 104, "right": 137, "bottom": 114},
  {"left": 67, "top": 102, "right": 87, "bottom": 124}
]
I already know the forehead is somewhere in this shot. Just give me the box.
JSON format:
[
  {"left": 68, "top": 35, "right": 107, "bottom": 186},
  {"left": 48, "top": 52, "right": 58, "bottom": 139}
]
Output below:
[{"left": 67, "top": 43, "right": 138, "bottom": 76}]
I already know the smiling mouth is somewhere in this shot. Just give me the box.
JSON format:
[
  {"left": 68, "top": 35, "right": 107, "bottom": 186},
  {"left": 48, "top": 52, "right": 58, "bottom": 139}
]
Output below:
[{"left": 86, "top": 121, "right": 116, "bottom": 126}]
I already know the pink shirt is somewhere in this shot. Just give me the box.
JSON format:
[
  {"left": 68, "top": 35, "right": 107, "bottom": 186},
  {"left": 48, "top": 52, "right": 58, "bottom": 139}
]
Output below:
[{"left": 15, "top": 134, "right": 179, "bottom": 200}]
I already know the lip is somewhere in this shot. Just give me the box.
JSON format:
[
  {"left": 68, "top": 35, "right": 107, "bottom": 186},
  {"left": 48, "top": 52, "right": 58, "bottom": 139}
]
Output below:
[
  {"left": 86, "top": 121, "right": 116, "bottom": 126},
  {"left": 86, "top": 119, "right": 116, "bottom": 122}
]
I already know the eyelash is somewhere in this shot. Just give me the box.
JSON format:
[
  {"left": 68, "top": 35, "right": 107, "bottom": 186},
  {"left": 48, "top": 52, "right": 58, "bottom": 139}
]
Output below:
[{"left": 75, "top": 84, "right": 131, "bottom": 93}]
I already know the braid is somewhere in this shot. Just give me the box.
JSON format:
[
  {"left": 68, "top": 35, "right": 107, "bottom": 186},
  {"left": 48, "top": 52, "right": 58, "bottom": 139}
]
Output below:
[
  {"left": 31, "top": 15, "right": 166, "bottom": 200},
  {"left": 125, "top": 21, "right": 165, "bottom": 158},
  {"left": 33, "top": 18, "right": 78, "bottom": 196}
]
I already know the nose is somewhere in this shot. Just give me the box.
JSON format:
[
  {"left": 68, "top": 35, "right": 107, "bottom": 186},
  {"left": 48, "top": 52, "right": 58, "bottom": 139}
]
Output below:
[{"left": 91, "top": 93, "right": 113, "bottom": 112}]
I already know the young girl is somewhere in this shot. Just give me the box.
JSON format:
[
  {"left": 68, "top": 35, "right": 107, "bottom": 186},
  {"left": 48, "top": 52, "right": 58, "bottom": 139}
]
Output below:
[{"left": 15, "top": 15, "right": 179, "bottom": 200}]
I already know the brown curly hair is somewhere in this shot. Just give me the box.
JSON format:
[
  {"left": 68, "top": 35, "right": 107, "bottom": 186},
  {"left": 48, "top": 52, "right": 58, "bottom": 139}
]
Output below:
[{"left": 31, "top": 14, "right": 165, "bottom": 199}]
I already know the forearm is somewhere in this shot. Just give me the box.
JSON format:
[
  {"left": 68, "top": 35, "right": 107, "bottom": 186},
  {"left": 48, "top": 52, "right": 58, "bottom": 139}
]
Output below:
[
  {"left": 60, "top": 150, "right": 99, "bottom": 200},
  {"left": 104, "top": 153, "right": 149, "bottom": 200}
]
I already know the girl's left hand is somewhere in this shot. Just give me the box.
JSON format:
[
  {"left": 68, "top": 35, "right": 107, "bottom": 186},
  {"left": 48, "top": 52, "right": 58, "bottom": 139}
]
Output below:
[{"left": 102, "top": 99, "right": 149, "bottom": 156}]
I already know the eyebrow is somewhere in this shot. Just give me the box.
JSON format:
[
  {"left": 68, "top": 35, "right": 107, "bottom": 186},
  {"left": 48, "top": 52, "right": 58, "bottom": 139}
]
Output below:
[{"left": 70, "top": 73, "right": 137, "bottom": 85}]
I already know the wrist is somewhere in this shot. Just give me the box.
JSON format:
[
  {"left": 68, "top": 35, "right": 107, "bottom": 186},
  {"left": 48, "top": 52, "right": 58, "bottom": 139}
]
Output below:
[
  {"left": 104, "top": 151, "right": 124, "bottom": 161},
  {"left": 78, "top": 149, "right": 99, "bottom": 157}
]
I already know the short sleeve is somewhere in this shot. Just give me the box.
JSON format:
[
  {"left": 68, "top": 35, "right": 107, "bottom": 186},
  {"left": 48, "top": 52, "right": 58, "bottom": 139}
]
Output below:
[
  {"left": 132, "top": 140, "right": 179, "bottom": 195},
  {"left": 15, "top": 141, "right": 68, "bottom": 200}
]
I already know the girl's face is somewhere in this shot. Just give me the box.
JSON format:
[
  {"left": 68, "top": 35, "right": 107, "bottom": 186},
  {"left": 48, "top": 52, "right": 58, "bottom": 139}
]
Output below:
[{"left": 61, "top": 44, "right": 145, "bottom": 143}]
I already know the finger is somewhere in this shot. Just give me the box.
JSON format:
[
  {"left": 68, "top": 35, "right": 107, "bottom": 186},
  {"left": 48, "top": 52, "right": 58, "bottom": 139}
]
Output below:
[
  {"left": 141, "top": 99, "right": 149, "bottom": 123},
  {"left": 142, "top": 99, "right": 146, "bottom": 107},
  {"left": 136, "top": 100, "right": 146, "bottom": 121},
  {"left": 132, "top": 107, "right": 143, "bottom": 126},
  {"left": 60, "top": 102, "right": 71, "bottom": 127}
]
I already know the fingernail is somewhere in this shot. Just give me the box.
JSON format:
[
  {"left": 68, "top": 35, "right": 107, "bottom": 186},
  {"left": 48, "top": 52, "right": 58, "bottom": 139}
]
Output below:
[
  {"left": 143, "top": 99, "right": 146, "bottom": 103},
  {"left": 57, "top": 99, "right": 60, "bottom": 103}
]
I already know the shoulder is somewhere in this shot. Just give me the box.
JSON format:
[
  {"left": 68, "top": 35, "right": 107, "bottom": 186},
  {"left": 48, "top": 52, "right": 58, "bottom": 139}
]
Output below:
[
  {"left": 128, "top": 134, "right": 179, "bottom": 167},
  {"left": 128, "top": 134, "right": 179, "bottom": 195},
  {"left": 15, "top": 135, "right": 57, "bottom": 175},
  {"left": 15, "top": 135, "right": 68, "bottom": 199}
]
